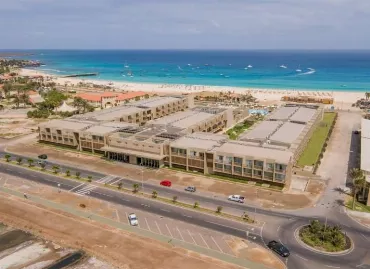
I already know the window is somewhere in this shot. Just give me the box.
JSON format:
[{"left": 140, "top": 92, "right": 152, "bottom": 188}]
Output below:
[
  {"left": 52, "top": 136, "right": 57, "bottom": 140},
  {"left": 189, "top": 151, "right": 197, "bottom": 157},
  {"left": 64, "top": 138, "right": 69, "bottom": 142},
  {"left": 47, "top": 135, "right": 51, "bottom": 139},
  {"left": 254, "top": 160, "right": 264, "bottom": 168},
  {"left": 216, "top": 155, "right": 224, "bottom": 162},
  {"left": 234, "top": 157, "right": 242, "bottom": 166},
  {"left": 46, "top": 128, "right": 50, "bottom": 133},
  {"left": 224, "top": 165, "right": 232, "bottom": 172},
  {"left": 234, "top": 166, "right": 242, "bottom": 174},
  {"left": 275, "top": 173, "right": 286, "bottom": 182},
  {"left": 275, "top": 164, "right": 286, "bottom": 172},
  {"left": 254, "top": 170, "right": 262, "bottom": 176},
  {"left": 42, "top": 134, "right": 46, "bottom": 138},
  {"left": 243, "top": 168, "right": 252, "bottom": 175},
  {"left": 70, "top": 139, "right": 73, "bottom": 143},
  {"left": 215, "top": 163, "right": 223, "bottom": 170},
  {"left": 58, "top": 137, "right": 62, "bottom": 140},
  {"left": 245, "top": 160, "right": 253, "bottom": 168},
  {"left": 265, "top": 163, "right": 274, "bottom": 171},
  {"left": 56, "top": 130, "right": 62, "bottom": 134},
  {"left": 264, "top": 172, "right": 273, "bottom": 180},
  {"left": 225, "top": 156, "right": 233, "bottom": 164}
]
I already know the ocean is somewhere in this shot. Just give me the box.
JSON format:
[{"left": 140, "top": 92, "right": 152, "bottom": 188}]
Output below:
[{"left": 5, "top": 50, "right": 370, "bottom": 91}]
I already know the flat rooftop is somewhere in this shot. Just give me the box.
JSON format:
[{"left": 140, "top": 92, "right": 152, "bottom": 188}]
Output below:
[
  {"left": 130, "top": 96, "right": 181, "bottom": 108},
  {"left": 171, "top": 132, "right": 227, "bottom": 151},
  {"left": 240, "top": 121, "right": 282, "bottom": 141},
  {"left": 73, "top": 106, "right": 143, "bottom": 122},
  {"left": 268, "top": 106, "right": 298, "bottom": 121},
  {"left": 214, "top": 141, "right": 292, "bottom": 164},
  {"left": 269, "top": 122, "right": 306, "bottom": 145},
  {"left": 84, "top": 122, "right": 138, "bottom": 135},
  {"left": 289, "top": 107, "right": 317, "bottom": 123},
  {"left": 40, "top": 119, "right": 94, "bottom": 131}
]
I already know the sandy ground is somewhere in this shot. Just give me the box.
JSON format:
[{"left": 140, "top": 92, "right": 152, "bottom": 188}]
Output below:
[
  {"left": 20, "top": 68, "right": 363, "bottom": 109},
  {"left": 0, "top": 173, "right": 284, "bottom": 269},
  {"left": 7, "top": 141, "right": 324, "bottom": 210}
]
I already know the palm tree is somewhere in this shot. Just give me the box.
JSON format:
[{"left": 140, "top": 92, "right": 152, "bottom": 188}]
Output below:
[
  {"left": 16, "top": 157, "right": 22, "bottom": 165},
  {"left": 39, "top": 162, "right": 46, "bottom": 170},
  {"left": 75, "top": 171, "right": 81, "bottom": 179},
  {"left": 117, "top": 182, "right": 123, "bottom": 189},
  {"left": 27, "top": 159, "right": 34, "bottom": 167},
  {"left": 365, "top": 92, "right": 370, "bottom": 100},
  {"left": 4, "top": 154, "right": 11, "bottom": 162},
  {"left": 152, "top": 190, "right": 158, "bottom": 198},
  {"left": 349, "top": 168, "right": 366, "bottom": 210},
  {"left": 193, "top": 202, "right": 199, "bottom": 209},
  {"left": 133, "top": 183, "right": 139, "bottom": 193},
  {"left": 172, "top": 195, "right": 178, "bottom": 203},
  {"left": 216, "top": 206, "right": 223, "bottom": 214},
  {"left": 52, "top": 165, "right": 60, "bottom": 174},
  {"left": 65, "top": 170, "right": 71, "bottom": 177}
]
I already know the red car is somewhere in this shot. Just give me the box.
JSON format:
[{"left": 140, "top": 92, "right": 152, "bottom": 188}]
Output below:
[{"left": 160, "top": 180, "right": 172, "bottom": 187}]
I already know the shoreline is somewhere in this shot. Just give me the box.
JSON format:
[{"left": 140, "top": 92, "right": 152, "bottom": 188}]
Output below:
[{"left": 19, "top": 68, "right": 365, "bottom": 106}]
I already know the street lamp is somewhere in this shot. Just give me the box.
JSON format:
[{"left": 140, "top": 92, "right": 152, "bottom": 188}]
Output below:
[{"left": 57, "top": 183, "right": 61, "bottom": 193}]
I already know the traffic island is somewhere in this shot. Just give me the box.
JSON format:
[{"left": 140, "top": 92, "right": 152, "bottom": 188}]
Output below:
[{"left": 295, "top": 220, "right": 352, "bottom": 255}]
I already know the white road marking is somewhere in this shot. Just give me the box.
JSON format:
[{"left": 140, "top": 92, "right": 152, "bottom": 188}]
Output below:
[
  {"left": 155, "top": 221, "right": 162, "bottom": 234},
  {"left": 182, "top": 215, "right": 192, "bottom": 218},
  {"left": 160, "top": 208, "right": 170, "bottom": 212},
  {"left": 360, "top": 233, "right": 369, "bottom": 241},
  {"left": 325, "top": 266, "right": 340, "bottom": 268},
  {"left": 115, "top": 209, "right": 120, "bottom": 222},
  {"left": 176, "top": 227, "right": 185, "bottom": 241},
  {"left": 94, "top": 191, "right": 113, "bottom": 198},
  {"left": 187, "top": 229, "right": 196, "bottom": 244},
  {"left": 199, "top": 233, "right": 209, "bottom": 248},
  {"left": 277, "top": 225, "right": 281, "bottom": 232},
  {"left": 69, "top": 183, "right": 85, "bottom": 192},
  {"left": 145, "top": 218, "right": 152, "bottom": 232},
  {"left": 295, "top": 254, "right": 308, "bottom": 261},
  {"left": 165, "top": 224, "right": 173, "bottom": 238},
  {"left": 109, "top": 178, "right": 122, "bottom": 186},
  {"left": 211, "top": 236, "right": 223, "bottom": 253},
  {"left": 122, "top": 199, "right": 130, "bottom": 202}
]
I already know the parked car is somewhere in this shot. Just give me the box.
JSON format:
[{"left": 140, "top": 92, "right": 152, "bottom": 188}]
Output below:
[
  {"left": 354, "top": 130, "right": 360, "bottom": 134},
  {"left": 37, "top": 160, "right": 47, "bottom": 165},
  {"left": 128, "top": 213, "right": 138, "bottom": 226},
  {"left": 38, "top": 154, "right": 48, "bottom": 160},
  {"left": 267, "top": 240, "right": 290, "bottom": 257},
  {"left": 185, "top": 186, "right": 196, "bottom": 192},
  {"left": 228, "top": 195, "right": 245, "bottom": 203},
  {"left": 160, "top": 180, "right": 172, "bottom": 187}
]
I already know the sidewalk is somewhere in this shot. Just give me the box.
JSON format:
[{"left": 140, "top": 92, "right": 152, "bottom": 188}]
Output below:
[{"left": 0, "top": 186, "right": 278, "bottom": 269}]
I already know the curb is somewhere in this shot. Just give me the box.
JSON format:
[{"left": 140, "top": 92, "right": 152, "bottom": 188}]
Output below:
[
  {"left": 344, "top": 208, "right": 370, "bottom": 230},
  {"left": 293, "top": 225, "right": 354, "bottom": 256}
]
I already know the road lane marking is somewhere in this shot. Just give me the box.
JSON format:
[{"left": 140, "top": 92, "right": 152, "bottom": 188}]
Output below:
[
  {"left": 325, "top": 266, "right": 340, "bottom": 268},
  {"left": 182, "top": 214, "right": 192, "bottom": 218},
  {"left": 122, "top": 199, "right": 130, "bottom": 202},
  {"left": 199, "top": 233, "right": 209, "bottom": 248},
  {"left": 93, "top": 191, "right": 113, "bottom": 198},
  {"left": 205, "top": 221, "right": 250, "bottom": 233},
  {"left": 69, "top": 183, "right": 85, "bottom": 192},
  {"left": 176, "top": 227, "right": 185, "bottom": 241},
  {"left": 160, "top": 208, "right": 170, "bottom": 212},
  {"left": 277, "top": 225, "right": 281, "bottom": 232},
  {"left": 165, "top": 224, "right": 173, "bottom": 238},
  {"left": 295, "top": 254, "right": 308, "bottom": 261},
  {"left": 187, "top": 229, "right": 196, "bottom": 244},
  {"left": 155, "top": 221, "right": 162, "bottom": 234},
  {"left": 211, "top": 236, "right": 223, "bottom": 253},
  {"left": 109, "top": 178, "right": 121, "bottom": 186}
]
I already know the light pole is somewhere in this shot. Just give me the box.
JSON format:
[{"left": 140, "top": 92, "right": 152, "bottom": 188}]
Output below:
[{"left": 57, "top": 183, "right": 61, "bottom": 193}]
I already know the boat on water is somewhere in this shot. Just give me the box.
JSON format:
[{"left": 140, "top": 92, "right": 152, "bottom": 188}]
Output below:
[
  {"left": 280, "top": 65, "right": 287, "bottom": 69},
  {"left": 248, "top": 65, "right": 253, "bottom": 68},
  {"left": 244, "top": 67, "right": 248, "bottom": 70}
]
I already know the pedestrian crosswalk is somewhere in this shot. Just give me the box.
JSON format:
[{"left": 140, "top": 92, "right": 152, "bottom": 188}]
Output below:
[{"left": 69, "top": 175, "right": 122, "bottom": 197}]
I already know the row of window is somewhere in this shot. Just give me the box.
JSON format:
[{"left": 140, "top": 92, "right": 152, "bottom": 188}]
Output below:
[
  {"left": 216, "top": 156, "right": 286, "bottom": 171},
  {"left": 214, "top": 164, "right": 286, "bottom": 181},
  {"left": 41, "top": 134, "right": 74, "bottom": 144}
]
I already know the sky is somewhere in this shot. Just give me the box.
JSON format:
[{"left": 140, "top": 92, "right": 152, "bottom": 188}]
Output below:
[{"left": 1, "top": 0, "right": 370, "bottom": 50}]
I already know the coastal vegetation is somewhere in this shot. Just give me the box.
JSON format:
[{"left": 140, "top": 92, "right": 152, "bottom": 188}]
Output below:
[
  {"left": 297, "top": 112, "right": 337, "bottom": 169},
  {"left": 299, "top": 220, "right": 349, "bottom": 252}
]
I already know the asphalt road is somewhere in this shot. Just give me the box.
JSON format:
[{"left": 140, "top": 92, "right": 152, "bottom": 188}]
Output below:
[{"left": 1, "top": 161, "right": 369, "bottom": 269}]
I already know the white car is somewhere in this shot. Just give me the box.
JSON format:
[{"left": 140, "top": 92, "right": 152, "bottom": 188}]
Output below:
[
  {"left": 228, "top": 195, "right": 245, "bottom": 203},
  {"left": 128, "top": 213, "right": 139, "bottom": 226}
]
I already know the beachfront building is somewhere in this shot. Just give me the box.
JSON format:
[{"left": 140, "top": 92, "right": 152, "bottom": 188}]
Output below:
[
  {"left": 76, "top": 91, "right": 147, "bottom": 108},
  {"left": 359, "top": 117, "right": 370, "bottom": 206}
]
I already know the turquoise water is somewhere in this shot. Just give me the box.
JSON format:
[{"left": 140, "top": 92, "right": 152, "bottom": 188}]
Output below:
[{"left": 6, "top": 50, "right": 370, "bottom": 91}]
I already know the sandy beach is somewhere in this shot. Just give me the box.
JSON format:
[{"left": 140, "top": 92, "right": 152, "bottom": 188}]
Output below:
[{"left": 20, "top": 68, "right": 365, "bottom": 107}]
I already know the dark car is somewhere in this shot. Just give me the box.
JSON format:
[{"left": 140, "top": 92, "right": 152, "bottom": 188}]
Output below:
[
  {"left": 38, "top": 154, "right": 48, "bottom": 160},
  {"left": 354, "top": 130, "right": 360, "bottom": 135},
  {"left": 160, "top": 180, "right": 172, "bottom": 187},
  {"left": 267, "top": 240, "right": 290, "bottom": 257}
]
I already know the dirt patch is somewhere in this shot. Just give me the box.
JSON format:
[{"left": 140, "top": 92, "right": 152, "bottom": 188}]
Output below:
[
  {"left": 227, "top": 238, "right": 285, "bottom": 269},
  {"left": 0, "top": 194, "right": 243, "bottom": 269},
  {"left": 0, "top": 229, "right": 34, "bottom": 252}
]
